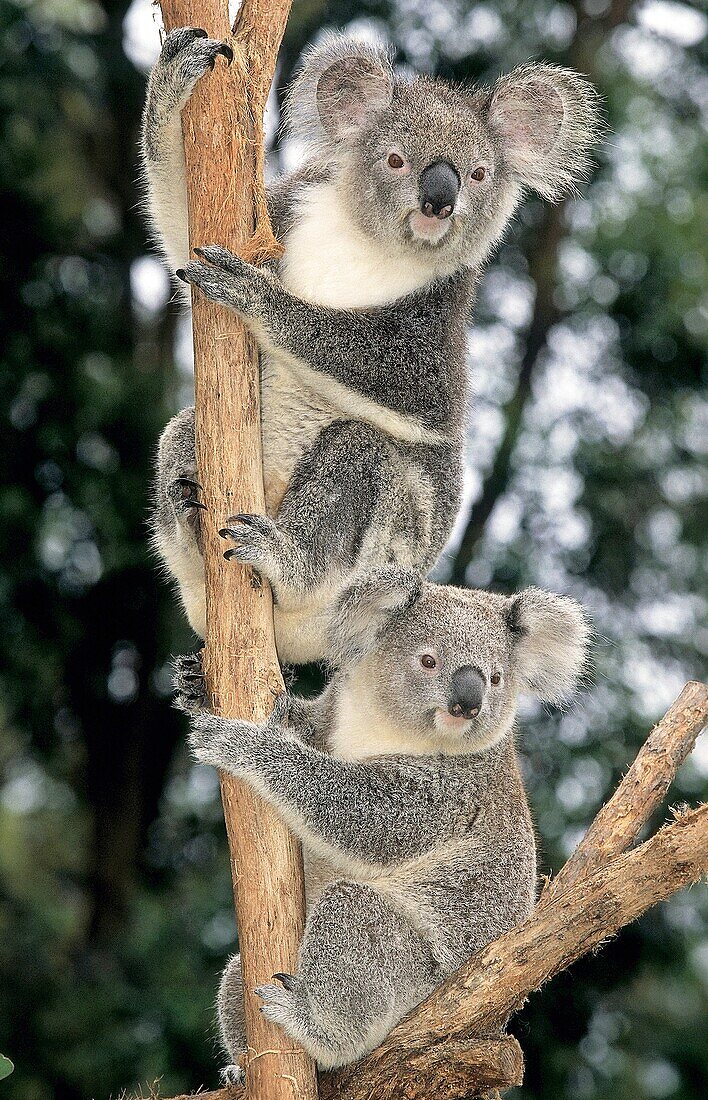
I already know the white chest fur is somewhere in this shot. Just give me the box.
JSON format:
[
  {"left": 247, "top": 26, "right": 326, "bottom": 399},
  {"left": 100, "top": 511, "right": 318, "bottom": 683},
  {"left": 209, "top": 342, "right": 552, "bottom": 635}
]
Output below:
[{"left": 279, "top": 183, "right": 437, "bottom": 309}]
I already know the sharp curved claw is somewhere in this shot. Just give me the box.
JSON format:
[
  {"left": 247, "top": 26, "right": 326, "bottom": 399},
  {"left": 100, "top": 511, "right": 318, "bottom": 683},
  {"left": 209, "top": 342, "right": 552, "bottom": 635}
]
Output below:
[
  {"left": 183, "top": 499, "right": 207, "bottom": 511},
  {"left": 192, "top": 28, "right": 208, "bottom": 38},
  {"left": 218, "top": 43, "right": 234, "bottom": 63},
  {"left": 174, "top": 477, "right": 202, "bottom": 490},
  {"left": 223, "top": 548, "right": 239, "bottom": 561},
  {"left": 272, "top": 972, "right": 297, "bottom": 991},
  {"left": 175, "top": 269, "right": 187, "bottom": 282}
]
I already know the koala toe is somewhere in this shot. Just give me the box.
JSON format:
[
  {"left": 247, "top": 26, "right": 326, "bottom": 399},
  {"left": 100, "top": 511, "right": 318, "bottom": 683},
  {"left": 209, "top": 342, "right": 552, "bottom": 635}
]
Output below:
[
  {"left": 158, "top": 27, "right": 208, "bottom": 65},
  {"left": 219, "top": 1063, "right": 245, "bottom": 1087},
  {"left": 166, "top": 476, "right": 205, "bottom": 532},
  {"left": 255, "top": 982, "right": 302, "bottom": 1030},
  {"left": 173, "top": 651, "right": 207, "bottom": 714},
  {"left": 219, "top": 515, "right": 283, "bottom": 580}
]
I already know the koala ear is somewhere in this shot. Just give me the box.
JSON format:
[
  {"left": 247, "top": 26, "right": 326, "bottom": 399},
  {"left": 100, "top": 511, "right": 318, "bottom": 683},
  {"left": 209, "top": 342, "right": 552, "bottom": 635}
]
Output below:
[
  {"left": 286, "top": 36, "right": 394, "bottom": 145},
  {"left": 507, "top": 588, "right": 590, "bottom": 704},
  {"left": 486, "top": 64, "right": 601, "bottom": 200},
  {"left": 328, "top": 568, "right": 423, "bottom": 665}
]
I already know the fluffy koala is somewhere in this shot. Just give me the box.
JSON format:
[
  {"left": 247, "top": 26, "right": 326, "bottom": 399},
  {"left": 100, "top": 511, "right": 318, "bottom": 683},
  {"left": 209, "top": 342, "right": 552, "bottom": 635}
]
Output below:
[
  {"left": 144, "top": 31, "right": 599, "bottom": 662},
  {"left": 176, "top": 569, "right": 589, "bottom": 1075}
]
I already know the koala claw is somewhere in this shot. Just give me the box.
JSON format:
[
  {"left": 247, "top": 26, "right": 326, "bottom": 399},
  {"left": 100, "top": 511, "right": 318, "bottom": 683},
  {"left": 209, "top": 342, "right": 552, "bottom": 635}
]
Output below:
[
  {"left": 173, "top": 652, "right": 208, "bottom": 714},
  {"left": 167, "top": 476, "right": 205, "bottom": 531},
  {"left": 272, "top": 971, "right": 299, "bottom": 992},
  {"left": 155, "top": 29, "right": 234, "bottom": 105},
  {"left": 219, "top": 513, "right": 283, "bottom": 581},
  {"left": 178, "top": 248, "right": 267, "bottom": 315},
  {"left": 220, "top": 1063, "right": 245, "bottom": 1087}
]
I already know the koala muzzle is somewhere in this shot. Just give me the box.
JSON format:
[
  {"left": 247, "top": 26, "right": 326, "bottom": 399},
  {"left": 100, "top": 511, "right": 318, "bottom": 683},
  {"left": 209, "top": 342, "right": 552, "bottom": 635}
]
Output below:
[
  {"left": 420, "top": 160, "right": 460, "bottom": 219},
  {"left": 448, "top": 665, "right": 485, "bottom": 720}
]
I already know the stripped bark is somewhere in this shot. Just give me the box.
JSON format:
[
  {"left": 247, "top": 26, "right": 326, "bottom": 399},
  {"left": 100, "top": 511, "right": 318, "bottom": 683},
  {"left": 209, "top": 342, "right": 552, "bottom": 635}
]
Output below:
[{"left": 156, "top": 1, "right": 316, "bottom": 1097}]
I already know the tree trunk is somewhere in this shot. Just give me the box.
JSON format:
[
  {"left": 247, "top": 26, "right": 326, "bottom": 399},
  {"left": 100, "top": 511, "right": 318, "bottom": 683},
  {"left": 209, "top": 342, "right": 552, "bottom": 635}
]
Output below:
[{"left": 156, "top": 2, "right": 317, "bottom": 1097}]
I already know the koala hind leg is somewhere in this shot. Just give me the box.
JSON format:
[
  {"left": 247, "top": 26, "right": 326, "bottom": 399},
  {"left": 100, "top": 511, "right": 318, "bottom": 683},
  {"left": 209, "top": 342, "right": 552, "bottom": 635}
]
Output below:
[
  {"left": 152, "top": 407, "right": 206, "bottom": 637},
  {"left": 256, "top": 881, "right": 439, "bottom": 1070},
  {"left": 217, "top": 953, "right": 246, "bottom": 1085},
  {"left": 222, "top": 420, "right": 424, "bottom": 605}
]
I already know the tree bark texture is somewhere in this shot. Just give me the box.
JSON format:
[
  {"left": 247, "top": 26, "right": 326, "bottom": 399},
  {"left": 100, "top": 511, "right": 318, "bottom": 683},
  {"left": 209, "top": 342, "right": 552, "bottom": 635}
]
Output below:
[{"left": 156, "top": 2, "right": 316, "bottom": 1097}]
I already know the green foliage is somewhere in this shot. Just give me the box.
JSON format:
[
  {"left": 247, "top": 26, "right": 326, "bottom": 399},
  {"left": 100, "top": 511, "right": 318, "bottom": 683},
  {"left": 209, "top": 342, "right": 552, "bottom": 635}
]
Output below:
[{"left": 0, "top": 0, "right": 705, "bottom": 1098}]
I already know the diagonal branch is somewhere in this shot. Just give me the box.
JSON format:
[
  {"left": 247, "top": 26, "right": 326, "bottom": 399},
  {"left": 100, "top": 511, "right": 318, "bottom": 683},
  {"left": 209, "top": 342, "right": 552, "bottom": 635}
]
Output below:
[{"left": 544, "top": 680, "right": 707, "bottom": 899}]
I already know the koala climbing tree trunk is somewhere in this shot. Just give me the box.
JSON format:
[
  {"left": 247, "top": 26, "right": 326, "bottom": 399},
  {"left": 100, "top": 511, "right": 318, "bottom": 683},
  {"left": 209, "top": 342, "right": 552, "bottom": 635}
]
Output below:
[
  {"left": 156, "top": 1, "right": 317, "bottom": 1099},
  {"left": 151, "top": 681, "right": 707, "bottom": 1100}
]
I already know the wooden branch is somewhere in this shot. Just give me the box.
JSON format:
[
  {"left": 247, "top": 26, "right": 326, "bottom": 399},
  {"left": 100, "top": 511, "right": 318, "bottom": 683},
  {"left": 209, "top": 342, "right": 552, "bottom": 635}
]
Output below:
[
  {"left": 155, "top": 688, "right": 707, "bottom": 1100},
  {"left": 156, "top": 2, "right": 316, "bottom": 1098},
  {"left": 351, "top": 803, "right": 707, "bottom": 1088},
  {"left": 545, "top": 680, "right": 708, "bottom": 899}
]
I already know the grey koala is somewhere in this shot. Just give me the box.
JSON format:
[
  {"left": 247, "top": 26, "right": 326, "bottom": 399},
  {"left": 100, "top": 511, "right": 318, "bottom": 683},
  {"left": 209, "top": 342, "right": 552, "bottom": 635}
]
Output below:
[
  {"left": 144, "top": 31, "right": 600, "bottom": 662},
  {"left": 176, "top": 568, "right": 589, "bottom": 1076}
]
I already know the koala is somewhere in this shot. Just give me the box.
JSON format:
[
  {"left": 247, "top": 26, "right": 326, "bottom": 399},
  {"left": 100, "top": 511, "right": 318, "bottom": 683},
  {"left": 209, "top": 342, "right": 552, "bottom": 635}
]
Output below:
[
  {"left": 144, "top": 30, "right": 600, "bottom": 662},
  {"left": 176, "top": 569, "right": 589, "bottom": 1076}
]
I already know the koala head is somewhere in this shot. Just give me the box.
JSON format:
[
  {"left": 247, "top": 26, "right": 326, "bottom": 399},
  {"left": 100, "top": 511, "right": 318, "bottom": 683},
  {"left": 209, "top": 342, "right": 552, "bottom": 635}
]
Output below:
[
  {"left": 331, "top": 570, "right": 590, "bottom": 755},
  {"left": 287, "top": 36, "right": 600, "bottom": 270}
]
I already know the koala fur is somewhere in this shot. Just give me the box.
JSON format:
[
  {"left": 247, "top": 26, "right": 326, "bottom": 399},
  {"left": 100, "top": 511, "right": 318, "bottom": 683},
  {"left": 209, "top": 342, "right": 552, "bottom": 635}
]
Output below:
[
  {"left": 144, "top": 30, "right": 599, "bottom": 662},
  {"left": 177, "top": 569, "right": 590, "bottom": 1074}
]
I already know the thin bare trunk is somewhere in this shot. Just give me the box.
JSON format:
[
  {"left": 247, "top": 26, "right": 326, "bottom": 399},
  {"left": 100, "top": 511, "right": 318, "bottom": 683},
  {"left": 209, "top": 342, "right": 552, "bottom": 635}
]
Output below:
[{"left": 156, "top": 2, "right": 316, "bottom": 1097}]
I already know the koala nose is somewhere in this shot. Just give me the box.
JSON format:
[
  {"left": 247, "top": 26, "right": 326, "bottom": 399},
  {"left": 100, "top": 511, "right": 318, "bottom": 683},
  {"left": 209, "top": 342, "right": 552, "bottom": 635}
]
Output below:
[
  {"left": 448, "top": 665, "right": 485, "bottom": 720},
  {"left": 420, "top": 160, "right": 460, "bottom": 219}
]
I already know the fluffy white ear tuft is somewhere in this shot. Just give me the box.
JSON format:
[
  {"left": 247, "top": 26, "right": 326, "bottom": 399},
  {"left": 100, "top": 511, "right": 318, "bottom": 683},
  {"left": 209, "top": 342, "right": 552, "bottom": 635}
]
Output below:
[
  {"left": 328, "top": 568, "right": 422, "bottom": 666},
  {"left": 507, "top": 588, "right": 590, "bottom": 703},
  {"left": 285, "top": 35, "right": 394, "bottom": 146},
  {"left": 486, "top": 64, "right": 601, "bottom": 200}
]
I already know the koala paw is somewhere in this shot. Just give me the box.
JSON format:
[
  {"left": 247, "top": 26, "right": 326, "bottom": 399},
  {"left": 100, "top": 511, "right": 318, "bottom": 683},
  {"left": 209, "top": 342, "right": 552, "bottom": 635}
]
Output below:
[
  {"left": 218, "top": 513, "right": 286, "bottom": 584},
  {"left": 156, "top": 28, "right": 233, "bottom": 103},
  {"left": 173, "top": 651, "right": 208, "bottom": 714},
  {"left": 176, "top": 247, "right": 269, "bottom": 316},
  {"left": 187, "top": 695, "right": 288, "bottom": 769},
  {"left": 166, "top": 475, "right": 206, "bottom": 533},
  {"left": 255, "top": 974, "right": 307, "bottom": 1034},
  {"left": 220, "top": 1063, "right": 245, "bottom": 1087}
]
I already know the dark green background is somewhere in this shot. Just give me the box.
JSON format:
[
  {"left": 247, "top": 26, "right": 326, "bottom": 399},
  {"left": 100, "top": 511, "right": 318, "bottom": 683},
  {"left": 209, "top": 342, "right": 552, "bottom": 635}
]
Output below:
[{"left": 0, "top": 0, "right": 706, "bottom": 1096}]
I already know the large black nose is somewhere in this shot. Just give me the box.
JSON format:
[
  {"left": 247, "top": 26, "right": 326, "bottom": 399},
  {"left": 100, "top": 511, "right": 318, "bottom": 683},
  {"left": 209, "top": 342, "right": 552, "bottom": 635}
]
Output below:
[
  {"left": 420, "top": 160, "right": 460, "bottom": 219},
  {"left": 448, "top": 665, "right": 485, "bottom": 720}
]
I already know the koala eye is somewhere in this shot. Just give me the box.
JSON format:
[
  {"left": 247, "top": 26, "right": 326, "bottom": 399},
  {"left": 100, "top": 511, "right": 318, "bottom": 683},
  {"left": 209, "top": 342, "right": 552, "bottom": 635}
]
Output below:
[
  {"left": 420, "top": 653, "right": 438, "bottom": 670},
  {"left": 490, "top": 671, "right": 502, "bottom": 686},
  {"left": 470, "top": 166, "right": 486, "bottom": 182},
  {"left": 387, "top": 152, "right": 405, "bottom": 170}
]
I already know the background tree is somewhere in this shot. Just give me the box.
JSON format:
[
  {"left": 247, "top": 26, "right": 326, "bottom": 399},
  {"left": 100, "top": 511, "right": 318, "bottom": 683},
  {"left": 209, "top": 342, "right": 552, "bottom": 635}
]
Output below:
[{"left": 0, "top": 0, "right": 705, "bottom": 1098}]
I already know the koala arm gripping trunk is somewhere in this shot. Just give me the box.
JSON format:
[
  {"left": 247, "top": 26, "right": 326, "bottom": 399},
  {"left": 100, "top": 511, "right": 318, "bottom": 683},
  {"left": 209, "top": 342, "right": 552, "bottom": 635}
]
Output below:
[
  {"left": 179, "top": 248, "right": 474, "bottom": 430},
  {"left": 189, "top": 709, "right": 467, "bottom": 866}
]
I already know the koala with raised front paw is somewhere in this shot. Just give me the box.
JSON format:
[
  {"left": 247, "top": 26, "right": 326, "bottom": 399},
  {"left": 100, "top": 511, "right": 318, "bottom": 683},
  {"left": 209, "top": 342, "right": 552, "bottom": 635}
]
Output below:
[
  {"left": 176, "top": 568, "right": 589, "bottom": 1075},
  {"left": 145, "top": 32, "right": 600, "bottom": 662}
]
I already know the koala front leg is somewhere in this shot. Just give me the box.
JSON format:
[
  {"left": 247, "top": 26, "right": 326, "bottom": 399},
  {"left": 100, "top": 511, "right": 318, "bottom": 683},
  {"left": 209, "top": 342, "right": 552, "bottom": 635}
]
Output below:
[
  {"left": 188, "top": 704, "right": 454, "bottom": 866},
  {"left": 152, "top": 407, "right": 206, "bottom": 637},
  {"left": 177, "top": 247, "right": 455, "bottom": 427},
  {"left": 142, "top": 29, "right": 233, "bottom": 269},
  {"left": 256, "top": 881, "right": 439, "bottom": 1069}
]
